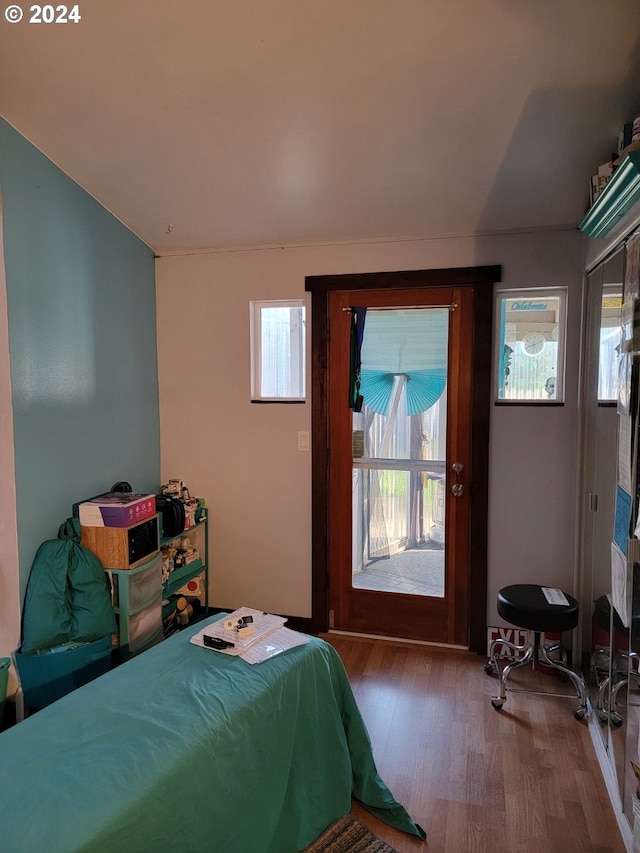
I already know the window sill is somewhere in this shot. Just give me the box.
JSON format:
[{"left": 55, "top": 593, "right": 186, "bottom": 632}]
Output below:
[
  {"left": 494, "top": 401, "right": 564, "bottom": 407},
  {"left": 251, "top": 399, "right": 306, "bottom": 404}
]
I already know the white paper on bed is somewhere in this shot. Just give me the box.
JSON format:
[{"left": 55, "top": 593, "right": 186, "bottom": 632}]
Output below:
[
  {"left": 190, "top": 607, "right": 309, "bottom": 663},
  {"left": 240, "top": 627, "right": 310, "bottom": 664}
]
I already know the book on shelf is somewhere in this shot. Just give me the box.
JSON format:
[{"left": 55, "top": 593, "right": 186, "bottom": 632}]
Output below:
[
  {"left": 615, "top": 139, "right": 640, "bottom": 164},
  {"left": 589, "top": 174, "right": 599, "bottom": 207},
  {"left": 619, "top": 122, "right": 634, "bottom": 155},
  {"left": 597, "top": 158, "right": 614, "bottom": 190}
]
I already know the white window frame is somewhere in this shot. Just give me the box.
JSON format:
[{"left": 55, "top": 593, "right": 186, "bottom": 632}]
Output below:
[
  {"left": 250, "top": 299, "right": 306, "bottom": 402},
  {"left": 494, "top": 287, "right": 567, "bottom": 404},
  {"left": 597, "top": 285, "right": 622, "bottom": 403}
]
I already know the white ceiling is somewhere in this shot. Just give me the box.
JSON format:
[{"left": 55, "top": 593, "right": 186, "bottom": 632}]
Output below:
[{"left": 1, "top": 0, "right": 639, "bottom": 254}]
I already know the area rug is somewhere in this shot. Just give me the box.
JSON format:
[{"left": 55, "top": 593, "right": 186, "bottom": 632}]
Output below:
[{"left": 303, "top": 814, "right": 398, "bottom": 853}]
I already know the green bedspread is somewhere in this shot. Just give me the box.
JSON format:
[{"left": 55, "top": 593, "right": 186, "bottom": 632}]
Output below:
[{"left": 0, "top": 616, "right": 424, "bottom": 852}]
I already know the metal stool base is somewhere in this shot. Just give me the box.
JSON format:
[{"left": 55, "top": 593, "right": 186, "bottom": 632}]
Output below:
[
  {"left": 594, "top": 650, "right": 640, "bottom": 726},
  {"left": 486, "top": 630, "right": 588, "bottom": 720}
]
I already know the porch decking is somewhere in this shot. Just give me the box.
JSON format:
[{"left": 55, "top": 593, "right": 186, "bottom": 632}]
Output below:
[{"left": 352, "top": 544, "right": 444, "bottom": 597}]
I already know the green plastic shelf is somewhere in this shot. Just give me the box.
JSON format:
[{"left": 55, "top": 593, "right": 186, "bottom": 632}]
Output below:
[
  {"left": 160, "top": 517, "right": 207, "bottom": 547},
  {"left": 162, "top": 559, "right": 205, "bottom": 598}
]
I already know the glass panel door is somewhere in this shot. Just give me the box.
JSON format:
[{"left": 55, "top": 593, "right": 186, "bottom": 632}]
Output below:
[
  {"left": 351, "top": 308, "right": 448, "bottom": 596},
  {"left": 328, "top": 285, "right": 474, "bottom": 645}
]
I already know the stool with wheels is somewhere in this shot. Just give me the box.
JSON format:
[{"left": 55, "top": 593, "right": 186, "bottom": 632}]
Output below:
[{"left": 485, "top": 584, "right": 588, "bottom": 720}]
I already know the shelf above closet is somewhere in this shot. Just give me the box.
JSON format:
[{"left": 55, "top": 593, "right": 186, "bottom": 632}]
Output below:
[{"left": 580, "top": 149, "right": 640, "bottom": 238}]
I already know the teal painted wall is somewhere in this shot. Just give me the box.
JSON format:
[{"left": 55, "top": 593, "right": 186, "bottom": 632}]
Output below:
[{"left": 0, "top": 119, "right": 160, "bottom": 597}]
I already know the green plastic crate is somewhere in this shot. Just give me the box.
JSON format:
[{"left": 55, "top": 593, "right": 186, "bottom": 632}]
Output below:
[{"left": 14, "top": 635, "right": 112, "bottom": 709}]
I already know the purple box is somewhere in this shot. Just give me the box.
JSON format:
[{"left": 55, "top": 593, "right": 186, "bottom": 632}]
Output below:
[{"left": 79, "top": 493, "right": 156, "bottom": 528}]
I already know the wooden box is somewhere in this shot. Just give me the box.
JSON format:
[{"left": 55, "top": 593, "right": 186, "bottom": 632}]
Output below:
[{"left": 81, "top": 515, "right": 159, "bottom": 569}]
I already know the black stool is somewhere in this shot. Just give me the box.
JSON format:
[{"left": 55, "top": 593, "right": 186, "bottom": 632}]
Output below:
[{"left": 485, "top": 584, "right": 588, "bottom": 719}]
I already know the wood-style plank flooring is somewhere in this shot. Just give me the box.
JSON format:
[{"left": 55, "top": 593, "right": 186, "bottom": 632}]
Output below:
[{"left": 322, "top": 633, "right": 625, "bottom": 853}]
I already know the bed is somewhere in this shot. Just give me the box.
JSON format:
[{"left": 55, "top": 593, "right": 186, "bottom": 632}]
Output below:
[{"left": 0, "top": 614, "right": 424, "bottom": 852}]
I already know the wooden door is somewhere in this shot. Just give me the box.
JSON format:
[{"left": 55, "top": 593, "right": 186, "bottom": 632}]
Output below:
[
  {"left": 306, "top": 266, "right": 499, "bottom": 652},
  {"left": 328, "top": 286, "right": 471, "bottom": 644}
]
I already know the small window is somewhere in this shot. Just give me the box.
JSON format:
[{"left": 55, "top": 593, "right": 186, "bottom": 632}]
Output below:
[
  {"left": 495, "top": 288, "right": 567, "bottom": 403},
  {"left": 250, "top": 299, "right": 306, "bottom": 402},
  {"left": 598, "top": 287, "right": 622, "bottom": 402}
]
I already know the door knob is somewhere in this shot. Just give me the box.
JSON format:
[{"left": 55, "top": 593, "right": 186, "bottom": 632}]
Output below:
[{"left": 451, "top": 461, "right": 465, "bottom": 497}]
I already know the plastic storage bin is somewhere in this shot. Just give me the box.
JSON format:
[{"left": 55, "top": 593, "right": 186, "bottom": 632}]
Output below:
[
  {"left": 111, "top": 555, "right": 163, "bottom": 658},
  {"left": 127, "top": 594, "right": 162, "bottom": 654},
  {"left": 14, "top": 635, "right": 112, "bottom": 709},
  {"left": 113, "top": 553, "right": 162, "bottom": 612}
]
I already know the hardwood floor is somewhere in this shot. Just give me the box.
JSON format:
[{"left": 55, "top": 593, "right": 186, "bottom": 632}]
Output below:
[{"left": 322, "top": 633, "right": 626, "bottom": 853}]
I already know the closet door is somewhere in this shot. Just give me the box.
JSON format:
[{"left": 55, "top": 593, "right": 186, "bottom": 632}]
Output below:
[
  {"left": 578, "top": 250, "right": 624, "bottom": 760},
  {"left": 621, "top": 233, "right": 640, "bottom": 829}
]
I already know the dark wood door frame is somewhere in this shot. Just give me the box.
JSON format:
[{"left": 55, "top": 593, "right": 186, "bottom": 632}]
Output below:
[{"left": 305, "top": 266, "right": 501, "bottom": 654}]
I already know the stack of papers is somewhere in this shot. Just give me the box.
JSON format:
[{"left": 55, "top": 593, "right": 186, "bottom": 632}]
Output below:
[{"left": 190, "top": 607, "right": 310, "bottom": 664}]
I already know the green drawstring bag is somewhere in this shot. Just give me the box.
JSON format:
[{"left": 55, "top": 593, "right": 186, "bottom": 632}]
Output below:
[{"left": 21, "top": 518, "right": 116, "bottom": 654}]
